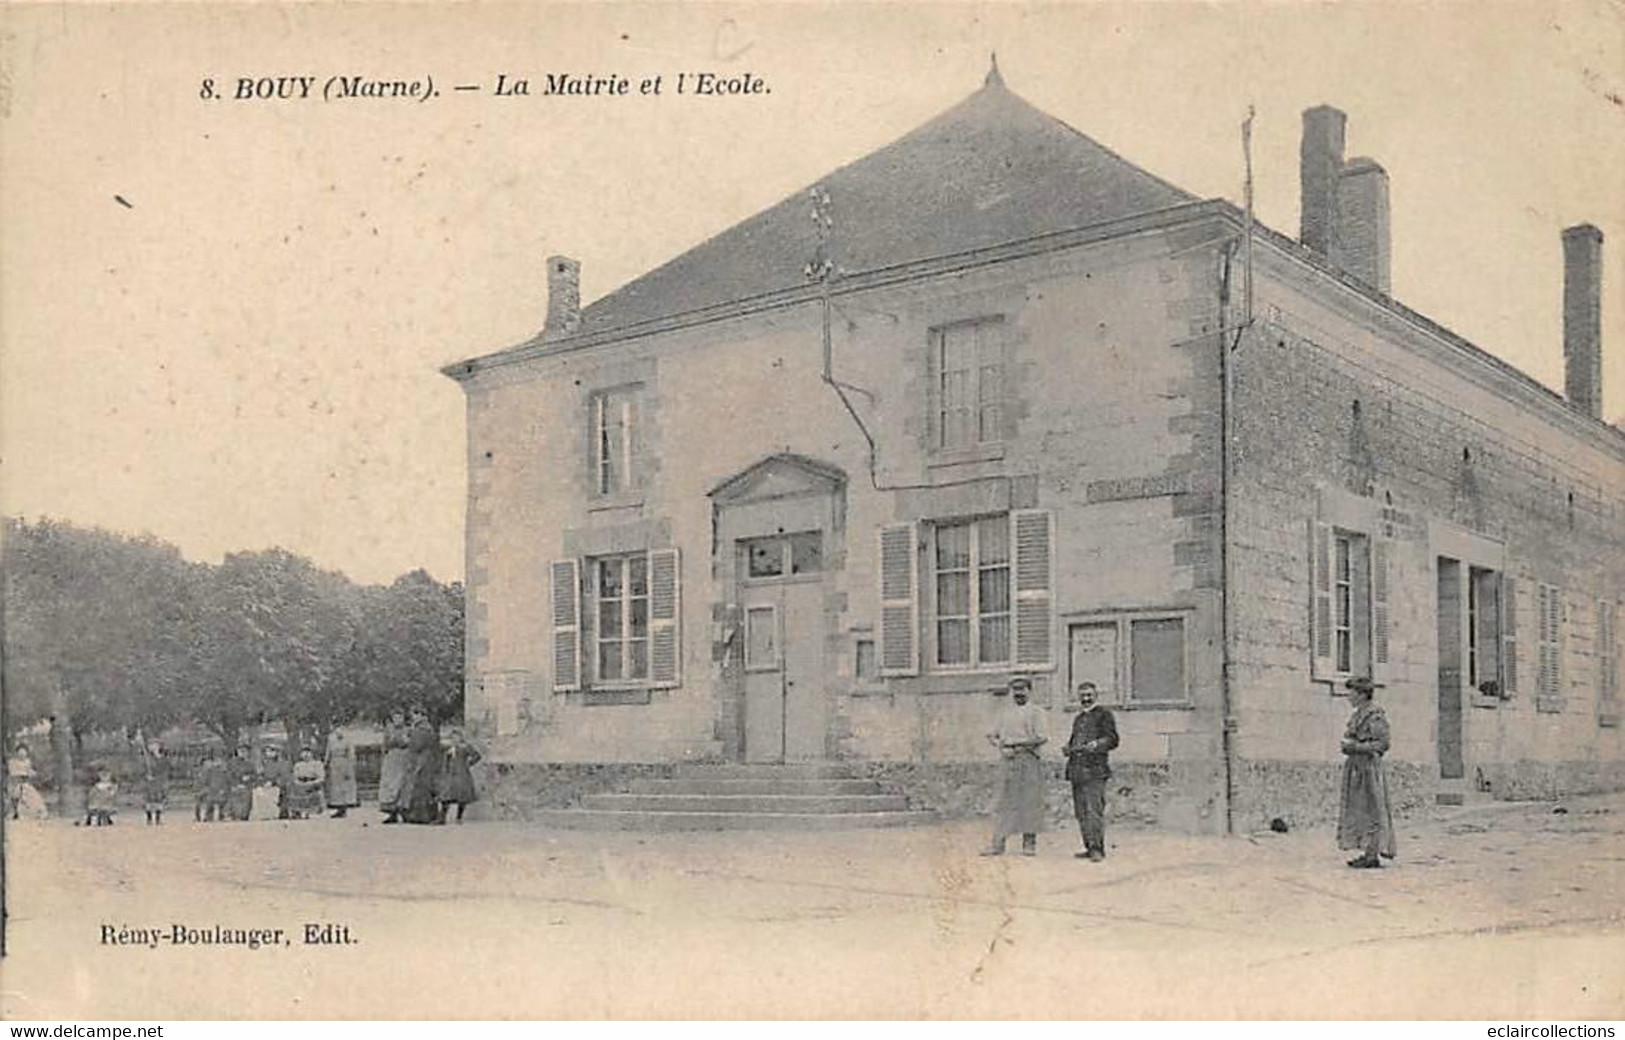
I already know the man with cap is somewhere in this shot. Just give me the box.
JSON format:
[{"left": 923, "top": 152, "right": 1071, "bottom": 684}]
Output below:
[
  {"left": 1337, "top": 675, "right": 1397, "bottom": 868},
  {"left": 982, "top": 675, "right": 1048, "bottom": 856},
  {"left": 1063, "top": 681, "right": 1119, "bottom": 861}
]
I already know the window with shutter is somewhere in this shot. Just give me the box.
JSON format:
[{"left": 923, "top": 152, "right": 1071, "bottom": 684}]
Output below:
[
  {"left": 1465, "top": 566, "right": 1502, "bottom": 700},
  {"left": 878, "top": 524, "right": 918, "bottom": 677},
  {"left": 550, "top": 559, "right": 581, "bottom": 692},
  {"left": 1310, "top": 520, "right": 1380, "bottom": 688}
]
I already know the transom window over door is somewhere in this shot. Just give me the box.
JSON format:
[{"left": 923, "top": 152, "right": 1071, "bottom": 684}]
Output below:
[
  {"left": 934, "top": 318, "right": 1005, "bottom": 450},
  {"left": 934, "top": 515, "right": 1011, "bottom": 667}
]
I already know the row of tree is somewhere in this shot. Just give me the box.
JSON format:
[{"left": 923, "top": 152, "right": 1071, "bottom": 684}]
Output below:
[{"left": 3, "top": 518, "right": 464, "bottom": 759}]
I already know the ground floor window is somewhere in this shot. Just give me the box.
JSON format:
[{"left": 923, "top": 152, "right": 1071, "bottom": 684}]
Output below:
[
  {"left": 932, "top": 515, "right": 1011, "bottom": 668},
  {"left": 593, "top": 554, "right": 649, "bottom": 683},
  {"left": 1466, "top": 566, "right": 1502, "bottom": 695},
  {"left": 1068, "top": 614, "right": 1189, "bottom": 708},
  {"left": 550, "top": 549, "right": 681, "bottom": 693}
]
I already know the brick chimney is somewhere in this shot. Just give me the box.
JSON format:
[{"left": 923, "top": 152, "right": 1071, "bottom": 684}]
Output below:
[
  {"left": 1562, "top": 224, "right": 1604, "bottom": 419},
  {"left": 544, "top": 255, "right": 581, "bottom": 336},
  {"left": 1301, "top": 106, "right": 1392, "bottom": 294},
  {"left": 1299, "top": 105, "right": 1347, "bottom": 257},
  {"left": 1333, "top": 157, "right": 1391, "bottom": 294}
]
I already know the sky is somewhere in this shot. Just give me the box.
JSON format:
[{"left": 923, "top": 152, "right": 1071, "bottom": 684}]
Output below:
[{"left": 2, "top": 2, "right": 1621, "bottom": 585}]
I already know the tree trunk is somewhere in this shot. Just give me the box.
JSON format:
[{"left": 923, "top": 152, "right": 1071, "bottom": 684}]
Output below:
[{"left": 49, "top": 709, "right": 75, "bottom": 818}]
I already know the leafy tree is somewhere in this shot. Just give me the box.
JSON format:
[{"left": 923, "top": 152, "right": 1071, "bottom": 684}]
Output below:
[{"left": 357, "top": 570, "right": 464, "bottom": 726}]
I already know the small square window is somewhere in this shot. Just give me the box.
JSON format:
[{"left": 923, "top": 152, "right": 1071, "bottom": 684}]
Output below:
[
  {"left": 746, "top": 538, "right": 784, "bottom": 578},
  {"left": 789, "top": 532, "right": 823, "bottom": 575}
]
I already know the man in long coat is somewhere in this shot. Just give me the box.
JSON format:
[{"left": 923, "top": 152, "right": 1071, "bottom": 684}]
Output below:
[
  {"left": 1063, "top": 681, "right": 1119, "bottom": 861},
  {"left": 982, "top": 675, "right": 1047, "bottom": 856},
  {"left": 1337, "top": 675, "right": 1397, "bottom": 868}
]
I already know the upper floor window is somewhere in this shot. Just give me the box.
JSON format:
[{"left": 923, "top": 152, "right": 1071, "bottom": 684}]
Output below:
[
  {"left": 932, "top": 318, "right": 1005, "bottom": 451},
  {"left": 591, "top": 386, "right": 640, "bottom": 496}
]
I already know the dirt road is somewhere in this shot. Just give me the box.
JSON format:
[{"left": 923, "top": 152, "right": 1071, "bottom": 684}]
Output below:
[{"left": 5, "top": 794, "right": 1623, "bottom": 1018}]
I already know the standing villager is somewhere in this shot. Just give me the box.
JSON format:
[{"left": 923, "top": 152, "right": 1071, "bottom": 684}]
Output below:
[
  {"left": 982, "top": 675, "right": 1048, "bottom": 857},
  {"left": 378, "top": 709, "right": 411, "bottom": 824},
  {"left": 1337, "top": 675, "right": 1397, "bottom": 869},
  {"left": 437, "top": 729, "right": 482, "bottom": 824},
  {"left": 324, "top": 729, "right": 359, "bottom": 818},
  {"left": 196, "top": 749, "right": 229, "bottom": 822},
  {"left": 226, "top": 745, "right": 256, "bottom": 821},
  {"left": 141, "top": 740, "right": 170, "bottom": 825},
  {"left": 1063, "top": 681, "right": 1120, "bottom": 862},
  {"left": 8, "top": 743, "right": 36, "bottom": 820},
  {"left": 8, "top": 743, "right": 48, "bottom": 820},
  {"left": 254, "top": 744, "right": 292, "bottom": 821},
  {"left": 399, "top": 709, "right": 444, "bottom": 825},
  {"left": 288, "top": 747, "right": 325, "bottom": 819},
  {"left": 87, "top": 767, "right": 118, "bottom": 826}
]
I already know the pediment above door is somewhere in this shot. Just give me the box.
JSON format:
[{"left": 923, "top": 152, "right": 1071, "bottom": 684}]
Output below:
[{"left": 709, "top": 453, "right": 847, "bottom": 506}]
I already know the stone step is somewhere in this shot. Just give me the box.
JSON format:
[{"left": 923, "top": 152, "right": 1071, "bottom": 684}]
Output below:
[
  {"left": 531, "top": 808, "right": 939, "bottom": 832},
  {"left": 672, "top": 762, "right": 861, "bottom": 780},
  {"left": 624, "top": 778, "right": 889, "bottom": 796},
  {"left": 580, "top": 793, "right": 911, "bottom": 814}
]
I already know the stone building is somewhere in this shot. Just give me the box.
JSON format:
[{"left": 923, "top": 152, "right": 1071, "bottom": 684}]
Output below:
[{"left": 444, "top": 69, "right": 1623, "bottom": 831}]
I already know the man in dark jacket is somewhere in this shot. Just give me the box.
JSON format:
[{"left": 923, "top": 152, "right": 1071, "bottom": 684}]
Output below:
[{"left": 1063, "top": 681, "right": 1119, "bottom": 861}]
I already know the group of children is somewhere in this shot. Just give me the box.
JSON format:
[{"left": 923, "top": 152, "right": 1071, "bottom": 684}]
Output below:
[{"left": 6, "top": 724, "right": 483, "bottom": 827}]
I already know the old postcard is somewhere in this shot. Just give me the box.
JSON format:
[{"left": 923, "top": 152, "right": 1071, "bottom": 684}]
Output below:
[{"left": 2, "top": 1, "right": 1622, "bottom": 1021}]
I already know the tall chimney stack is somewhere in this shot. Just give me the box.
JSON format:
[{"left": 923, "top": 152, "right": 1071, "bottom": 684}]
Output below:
[
  {"left": 1300, "top": 105, "right": 1347, "bottom": 256},
  {"left": 1562, "top": 224, "right": 1604, "bottom": 419},
  {"left": 1332, "top": 157, "right": 1391, "bottom": 294},
  {"left": 544, "top": 255, "right": 581, "bottom": 337}
]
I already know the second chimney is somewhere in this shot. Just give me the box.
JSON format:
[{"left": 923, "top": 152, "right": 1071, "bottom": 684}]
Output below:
[
  {"left": 545, "top": 255, "right": 581, "bottom": 336},
  {"left": 1332, "top": 157, "right": 1391, "bottom": 294},
  {"left": 1563, "top": 224, "right": 1604, "bottom": 420}
]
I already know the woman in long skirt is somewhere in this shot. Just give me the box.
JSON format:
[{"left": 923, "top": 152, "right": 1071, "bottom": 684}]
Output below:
[
  {"left": 399, "top": 710, "right": 443, "bottom": 825},
  {"left": 324, "top": 729, "right": 359, "bottom": 818},
  {"left": 1337, "top": 676, "right": 1397, "bottom": 868},
  {"left": 378, "top": 709, "right": 411, "bottom": 824}
]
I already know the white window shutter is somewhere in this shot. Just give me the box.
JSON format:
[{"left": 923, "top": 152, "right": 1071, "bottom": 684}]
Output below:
[
  {"left": 878, "top": 524, "right": 918, "bottom": 677},
  {"left": 1012, "top": 509, "right": 1054, "bottom": 669},
  {"left": 1309, "top": 520, "right": 1334, "bottom": 681},
  {"left": 1500, "top": 575, "right": 1518, "bottom": 696},
  {"left": 1371, "top": 537, "right": 1391, "bottom": 681},
  {"left": 648, "top": 548, "right": 681, "bottom": 688},
  {"left": 550, "top": 559, "right": 581, "bottom": 692}
]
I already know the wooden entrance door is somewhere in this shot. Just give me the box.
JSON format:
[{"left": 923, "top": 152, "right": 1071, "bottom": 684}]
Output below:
[{"left": 739, "top": 533, "right": 828, "bottom": 762}]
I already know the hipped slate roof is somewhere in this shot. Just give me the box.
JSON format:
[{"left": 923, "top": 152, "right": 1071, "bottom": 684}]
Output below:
[{"left": 569, "top": 67, "right": 1193, "bottom": 339}]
